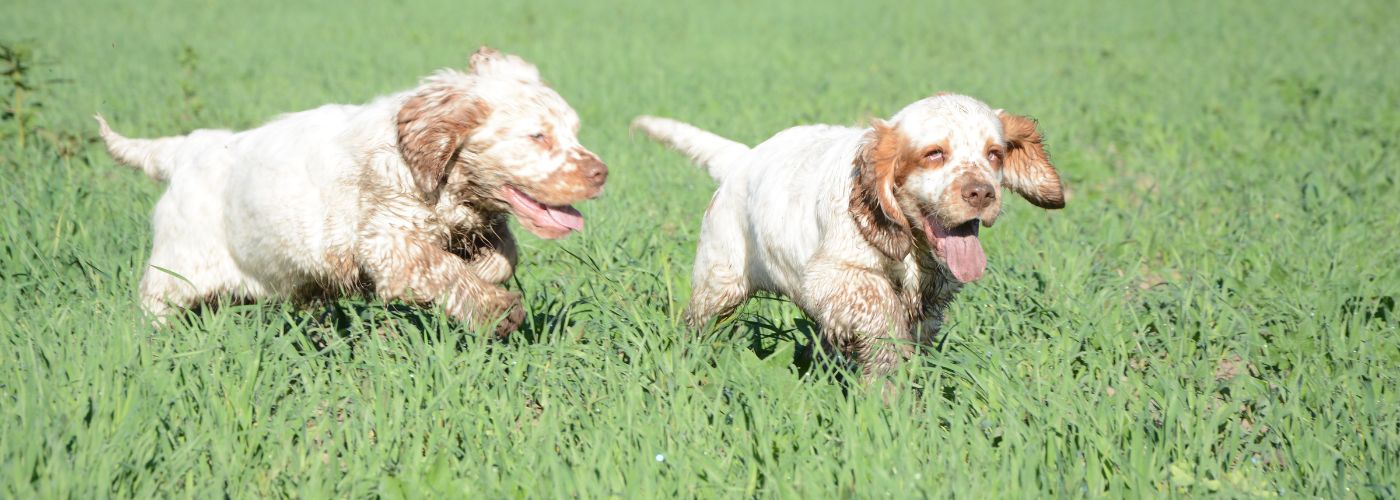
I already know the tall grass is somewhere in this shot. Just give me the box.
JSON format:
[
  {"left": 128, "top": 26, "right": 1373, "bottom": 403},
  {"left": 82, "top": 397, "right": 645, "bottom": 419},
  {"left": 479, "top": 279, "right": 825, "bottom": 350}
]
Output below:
[{"left": 2, "top": 0, "right": 1397, "bottom": 496}]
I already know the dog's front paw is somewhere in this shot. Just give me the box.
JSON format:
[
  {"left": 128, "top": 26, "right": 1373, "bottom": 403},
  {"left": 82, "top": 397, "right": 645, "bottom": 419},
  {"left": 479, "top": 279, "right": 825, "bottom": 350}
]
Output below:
[{"left": 479, "top": 290, "right": 524, "bottom": 338}]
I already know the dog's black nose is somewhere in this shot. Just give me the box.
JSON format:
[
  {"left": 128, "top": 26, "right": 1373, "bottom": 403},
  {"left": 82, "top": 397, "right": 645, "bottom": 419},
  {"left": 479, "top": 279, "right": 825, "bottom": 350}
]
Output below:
[{"left": 962, "top": 182, "right": 995, "bottom": 209}]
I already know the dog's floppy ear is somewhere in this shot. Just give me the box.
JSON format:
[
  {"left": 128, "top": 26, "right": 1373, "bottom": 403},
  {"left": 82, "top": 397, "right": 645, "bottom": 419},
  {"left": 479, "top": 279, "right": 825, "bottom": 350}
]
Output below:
[
  {"left": 396, "top": 84, "right": 489, "bottom": 204},
  {"left": 849, "top": 120, "right": 913, "bottom": 261},
  {"left": 996, "top": 110, "right": 1065, "bottom": 209},
  {"left": 469, "top": 46, "right": 541, "bottom": 83}
]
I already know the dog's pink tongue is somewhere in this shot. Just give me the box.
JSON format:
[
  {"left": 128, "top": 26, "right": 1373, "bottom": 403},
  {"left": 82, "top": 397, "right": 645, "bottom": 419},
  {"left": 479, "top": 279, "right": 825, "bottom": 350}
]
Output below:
[
  {"left": 501, "top": 186, "right": 584, "bottom": 239},
  {"left": 925, "top": 217, "right": 986, "bottom": 283},
  {"left": 544, "top": 205, "right": 584, "bottom": 231}
]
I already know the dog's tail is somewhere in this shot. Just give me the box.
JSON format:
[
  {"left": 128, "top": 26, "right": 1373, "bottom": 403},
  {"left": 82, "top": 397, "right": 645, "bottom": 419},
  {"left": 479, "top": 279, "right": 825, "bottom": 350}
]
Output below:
[
  {"left": 94, "top": 115, "right": 181, "bottom": 182},
  {"left": 631, "top": 116, "right": 749, "bottom": 182}
]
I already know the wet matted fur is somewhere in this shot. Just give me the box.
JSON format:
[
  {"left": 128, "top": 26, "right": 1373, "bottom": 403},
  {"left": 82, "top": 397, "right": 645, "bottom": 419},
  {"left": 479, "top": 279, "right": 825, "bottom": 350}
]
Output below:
[
  {"left": 634, "top": 94, "right": 1064, "bottom": 380},
  {"left": 98, "top": 47, "right": 607, "bottom": 335}
]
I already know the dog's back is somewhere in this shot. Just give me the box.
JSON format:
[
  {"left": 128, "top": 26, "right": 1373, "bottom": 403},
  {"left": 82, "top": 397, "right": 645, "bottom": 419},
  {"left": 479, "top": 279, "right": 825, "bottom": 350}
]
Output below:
[
  {"left": 100, "top": 100, "right": 396, "bottom": 295},
  {"left": 635, "top": 117, "right": 882, "bottom": 299},
  {"left": 731, "top": 125, "right": 870, "bottom": 291},
  {"left": 220, "top": 103, "right": 390, "bottom": 289}
]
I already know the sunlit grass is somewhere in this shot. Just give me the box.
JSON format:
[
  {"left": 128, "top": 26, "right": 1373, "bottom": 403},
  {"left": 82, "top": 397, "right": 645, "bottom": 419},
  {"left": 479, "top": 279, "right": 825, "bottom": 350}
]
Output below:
[{"left": 2, "top": 0, "right": 1398, "bottom": 496}]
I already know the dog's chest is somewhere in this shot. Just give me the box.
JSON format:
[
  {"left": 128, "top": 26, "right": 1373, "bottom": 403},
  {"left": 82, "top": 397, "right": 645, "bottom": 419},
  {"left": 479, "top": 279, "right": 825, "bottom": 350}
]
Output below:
[{"left": 895, "top": 254, "right": 963, "bottom": 322}]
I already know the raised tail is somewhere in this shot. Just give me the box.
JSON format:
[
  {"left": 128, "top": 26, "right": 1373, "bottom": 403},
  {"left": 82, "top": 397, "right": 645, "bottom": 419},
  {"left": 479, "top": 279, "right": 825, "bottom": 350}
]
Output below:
[
  {"left": 94, "top": 115, "right": 178, "bottom": 182},
  {"left": 631, "top": 116, "right": 749, "bottom": 182}
]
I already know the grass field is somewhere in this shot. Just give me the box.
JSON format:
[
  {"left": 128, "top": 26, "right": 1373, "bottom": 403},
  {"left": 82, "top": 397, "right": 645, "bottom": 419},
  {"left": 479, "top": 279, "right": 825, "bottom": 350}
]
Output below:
[{"left": 3, "top": 0, "right": 1399, "bottom": 496}]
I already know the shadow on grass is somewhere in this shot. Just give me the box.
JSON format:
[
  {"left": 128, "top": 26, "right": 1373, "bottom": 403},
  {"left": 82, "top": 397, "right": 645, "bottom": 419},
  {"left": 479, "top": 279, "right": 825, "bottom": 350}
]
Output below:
[
  {"left": 733, "top": 314, "right": 819, "bottom": 377},
  {"left": 714, "top": 293, "right": 996, "bottom": 404},
  {"left": 304, "top": 297, "right": 585, "bottom": 350},
  {"left": 169, "top": 297, "right": 547, "bottom": 355},
  {"left": 722, "top": 308, "right": 875, "bottom": 394}
]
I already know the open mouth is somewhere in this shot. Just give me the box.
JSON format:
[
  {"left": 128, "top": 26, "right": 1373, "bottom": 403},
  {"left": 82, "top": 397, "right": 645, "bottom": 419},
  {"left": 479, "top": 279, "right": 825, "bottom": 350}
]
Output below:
[
  {"left": 920, "top": 215, "right": 986, "bottom": 283},
  {"left": 498, "top": 185, "right": 584, "bottom": 239}
]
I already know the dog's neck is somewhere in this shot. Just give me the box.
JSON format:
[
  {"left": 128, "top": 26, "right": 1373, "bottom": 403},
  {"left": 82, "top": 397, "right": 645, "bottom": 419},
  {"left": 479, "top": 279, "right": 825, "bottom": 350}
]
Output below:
[
  {"left": 429, "top": 178, "right": 510, "bottom": 232},
  {"left": 910, "top": 244, "right": 965, "bottom": 323}
]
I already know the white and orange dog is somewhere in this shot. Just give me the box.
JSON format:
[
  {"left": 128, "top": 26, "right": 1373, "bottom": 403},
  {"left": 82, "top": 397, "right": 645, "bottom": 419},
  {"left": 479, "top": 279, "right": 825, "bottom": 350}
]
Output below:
[
  {"left": 634, "top": 94, "right": 1064, "bottom": 377},
  {"left": 99, "top": 47, "right": 607, "bottom": 335}
]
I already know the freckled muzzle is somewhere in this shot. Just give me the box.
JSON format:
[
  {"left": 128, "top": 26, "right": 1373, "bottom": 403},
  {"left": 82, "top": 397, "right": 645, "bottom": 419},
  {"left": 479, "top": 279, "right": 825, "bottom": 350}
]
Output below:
[
  {"left": 540, "top": 148, "right": 608, "bottom": 201},
  {"left": 570, "top": 150, "right": 608, "bottom": 195},
  {"left": 920, "top": 174, "right": 1000, "bottom": 283},
  {"left": 941, "top": 174, "right": 1002, "bottom": 227},
  {"left": 499, "top": 148, "right": 608, "bottom": 240}
]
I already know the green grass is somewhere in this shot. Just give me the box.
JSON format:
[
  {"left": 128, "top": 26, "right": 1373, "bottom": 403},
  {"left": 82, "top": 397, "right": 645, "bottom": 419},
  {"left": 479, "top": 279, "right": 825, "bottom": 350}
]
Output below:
[{"left": 3, "top": 0, "right": 1399, "bottom": 496}]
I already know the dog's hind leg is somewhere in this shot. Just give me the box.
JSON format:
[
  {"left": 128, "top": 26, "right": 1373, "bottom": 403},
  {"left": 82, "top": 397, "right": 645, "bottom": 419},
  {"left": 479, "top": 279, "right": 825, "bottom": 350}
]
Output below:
[
  {"left": 682, "top": 193, "right": 753, "bottom": 331},
  {"left": 137, "top": 189, "right": 261, "bottom": 326},
  {"left": 138, "top": 246, "right": 257, "bottom": 326},
  {"left": 138, "top": 256, "right": 248, "bottom": 323},
  {"left": 684, "top": 261, "right": 751, "bottom": 331}
]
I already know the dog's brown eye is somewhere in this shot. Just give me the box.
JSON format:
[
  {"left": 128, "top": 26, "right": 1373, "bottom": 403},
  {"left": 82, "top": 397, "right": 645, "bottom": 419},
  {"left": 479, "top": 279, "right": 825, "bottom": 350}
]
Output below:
[
  {"left": 987, "top": 150, "right": 1003, "bottom": 164},
  {"left": 529, "top": 133, "right": 546, "bottom": 141},
  {"left": 926, "top": 149, "right": 944, "bottom": 161}
]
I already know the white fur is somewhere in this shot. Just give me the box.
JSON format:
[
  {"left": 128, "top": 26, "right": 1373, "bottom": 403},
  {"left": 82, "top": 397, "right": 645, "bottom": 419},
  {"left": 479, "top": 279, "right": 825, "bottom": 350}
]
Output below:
[
  {"left": 635, "top": 94, "right": 1061, "bottom": 378},
  {"left": 99, "top": 48, "right": 605, "bottom": 334}
]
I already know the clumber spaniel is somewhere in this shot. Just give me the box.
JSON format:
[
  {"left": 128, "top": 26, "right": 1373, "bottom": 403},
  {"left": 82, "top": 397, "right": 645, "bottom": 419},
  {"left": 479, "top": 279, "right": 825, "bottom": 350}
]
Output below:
[
  {"left": 633, "top": 94, "right": 1063, "bottom": 378},
  {"left": 98, "top": 47, "right": 607, "bottom": 336}
]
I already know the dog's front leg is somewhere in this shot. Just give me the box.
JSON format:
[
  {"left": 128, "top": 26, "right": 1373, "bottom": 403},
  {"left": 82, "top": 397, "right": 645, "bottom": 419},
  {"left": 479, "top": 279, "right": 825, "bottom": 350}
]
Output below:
[
  {"left": 453, "top": 219, "right": 518, "bottom": 285},
  {"left": 361, "top": 233, "right": 524, "bottom": 336},
  {"left": 800, "top": 259, "right": 914, "bottom": 381}
]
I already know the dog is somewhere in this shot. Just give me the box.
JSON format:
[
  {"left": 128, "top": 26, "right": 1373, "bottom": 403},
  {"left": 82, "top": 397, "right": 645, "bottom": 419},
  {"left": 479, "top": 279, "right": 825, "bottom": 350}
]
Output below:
[
  {"left": 97, "top": 47, "right": 607, "bottom": 335},
  {"left": 633, "top": 93, "right": 1063, "bottom": 378}
]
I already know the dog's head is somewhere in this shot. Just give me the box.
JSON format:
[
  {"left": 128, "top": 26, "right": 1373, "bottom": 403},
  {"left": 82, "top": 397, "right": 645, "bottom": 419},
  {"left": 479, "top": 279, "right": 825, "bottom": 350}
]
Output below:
[
  {"left": 850, "top": 93, "right": 1064, "bottom": 282},
  {"left": 396, "top": 46, "right": 607, "bottom": 239}
]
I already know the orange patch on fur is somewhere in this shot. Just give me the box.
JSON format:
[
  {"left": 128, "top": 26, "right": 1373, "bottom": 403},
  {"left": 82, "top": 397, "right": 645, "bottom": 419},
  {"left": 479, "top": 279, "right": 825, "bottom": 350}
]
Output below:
[
  {"left": 867, "top": 120, "right": 910, "bottom": 227},
  {"left": 850, "top": 121, "right": 914, "bottom": 261},
  {"left": 997, "top": 112, "right": 1065, "bottom": 209},
  {"left": 397, "top": 89, "right": 491, "bottom": 201}
]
